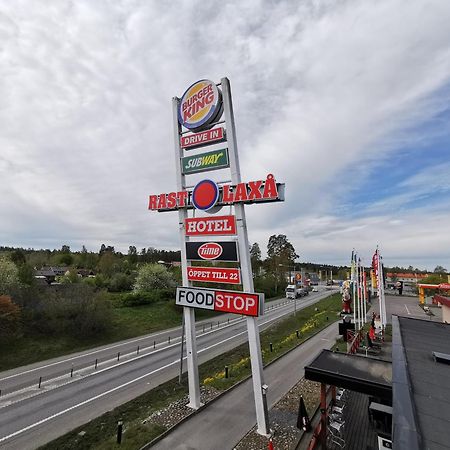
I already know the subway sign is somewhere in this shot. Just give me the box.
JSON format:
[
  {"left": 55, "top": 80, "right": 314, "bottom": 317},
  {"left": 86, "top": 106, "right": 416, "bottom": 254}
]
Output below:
[
  {"left": 176, "top": 286, "right": 263, "bottom": 317},
  {"left": 149, "top": 174, "right": 284, "bottom": 212},
  {"left": 181, "top": 148, "right": 229, "bottom": 174},
  {"left": 187, "top": 266, "right": 241, "bottom": 284},
  {"left": 185, "top": 215, "right": 236, "bottom": 236},
  {"left": 186, "top": 241, "right": 238, "bottom": 262}
]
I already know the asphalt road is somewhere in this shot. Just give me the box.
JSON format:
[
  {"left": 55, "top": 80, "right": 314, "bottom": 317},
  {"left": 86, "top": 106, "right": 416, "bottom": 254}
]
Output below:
[
  {"left": 152, "top": 321, "right": 339, "bottom": 450},
  {"left": 0, "top": 288, "right": 338, "bottom": 449}
]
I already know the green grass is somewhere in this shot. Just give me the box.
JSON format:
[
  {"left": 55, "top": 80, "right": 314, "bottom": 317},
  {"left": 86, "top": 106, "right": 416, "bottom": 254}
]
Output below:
[
  {"left": 39, "top": 293, "right": 341, "bottom": 450},
  {"left": 0, "top": 294, "right": 284, "bottom": 372}
]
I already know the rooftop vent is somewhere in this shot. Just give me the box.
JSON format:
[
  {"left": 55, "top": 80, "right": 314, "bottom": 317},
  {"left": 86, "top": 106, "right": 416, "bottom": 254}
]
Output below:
[{"left": 432, "top": 352, "right": 450, "bottom": 365}]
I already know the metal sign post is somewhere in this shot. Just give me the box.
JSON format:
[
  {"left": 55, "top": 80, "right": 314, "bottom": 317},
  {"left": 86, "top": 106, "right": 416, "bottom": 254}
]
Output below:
[
  {"left": 172, "top": 97, "right": 202, "bottom": 409},
  {"left": 221, "top": 77, "right": 269, "bottom": 435}
]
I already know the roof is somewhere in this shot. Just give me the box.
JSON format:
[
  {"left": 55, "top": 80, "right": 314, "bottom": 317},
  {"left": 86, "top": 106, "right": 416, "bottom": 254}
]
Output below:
[
  {"left": 394, "top": 316, "right": 450, "bottom": 450},
  {"left": 386, "top": 273, "right": 429, "bottom": 279},
  {"left": 433, "top": 295, "right": 450, "bottom": 308},
  {"left": 304, "top": 349, "right": 392, "bottom": 399}
]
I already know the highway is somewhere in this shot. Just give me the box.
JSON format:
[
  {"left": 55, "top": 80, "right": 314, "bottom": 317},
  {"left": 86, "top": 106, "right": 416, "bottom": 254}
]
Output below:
[{"left": 0, "top": 288, "right": 337, "bottom": 449}]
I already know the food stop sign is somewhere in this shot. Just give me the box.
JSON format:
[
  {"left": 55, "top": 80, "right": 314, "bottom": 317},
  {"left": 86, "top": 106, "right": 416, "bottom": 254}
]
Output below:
[{"left": 176, "top": 287, "right": 263, "bottom": 317}]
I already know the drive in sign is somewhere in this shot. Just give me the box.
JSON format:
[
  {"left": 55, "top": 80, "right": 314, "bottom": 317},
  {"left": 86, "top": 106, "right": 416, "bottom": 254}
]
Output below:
[
  {"left": 181, "top": 127, "right": 225, "bottom": 149},
  {"left": 186, "top": 241, "right": 238, "bottom": 262},
  {"left": 185, "top": 215, "right": 236, "bottom": 236},
  {"left": 187, "top": 266, "right": 241, "bottom": 284},
  {"left": 176, "top": 286, "right": 263, "bottom": 317}
]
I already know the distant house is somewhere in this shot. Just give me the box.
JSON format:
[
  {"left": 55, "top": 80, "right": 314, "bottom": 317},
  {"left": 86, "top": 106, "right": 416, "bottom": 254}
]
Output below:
[
  {"left": 34, "top": 266, "right": 71, "bottom": 284},
  {"left": 77, "top": 269, "right": 96, "bottom": 278}
]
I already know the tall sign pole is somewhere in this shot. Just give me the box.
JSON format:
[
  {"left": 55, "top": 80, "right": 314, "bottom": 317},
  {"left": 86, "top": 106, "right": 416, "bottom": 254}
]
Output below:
[
  {"left": 222, "top": 77, "right": 269, "bottom": 435},
  {"left": 172, "top": 97, "right": 201, "bottom": 409},
  {"left": 149, "top": 78, "right": 284, "bottom": 434}
]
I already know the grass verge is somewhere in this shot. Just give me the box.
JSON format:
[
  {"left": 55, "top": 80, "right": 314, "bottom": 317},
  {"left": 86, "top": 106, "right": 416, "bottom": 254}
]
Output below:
[{"left": 39, "top": 293, "right": 341, "bottom": 450}]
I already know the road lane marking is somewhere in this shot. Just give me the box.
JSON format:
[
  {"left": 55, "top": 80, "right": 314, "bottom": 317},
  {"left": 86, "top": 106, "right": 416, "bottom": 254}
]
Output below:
[
  {"left": 0, "top": 359, "right": 179, "bottom": 444},
  {"left": 0, "top": 298, "right": 291, "bottom": 382},
  {"left": 404, "top": 304, "right": 411, "bottom": 315}
]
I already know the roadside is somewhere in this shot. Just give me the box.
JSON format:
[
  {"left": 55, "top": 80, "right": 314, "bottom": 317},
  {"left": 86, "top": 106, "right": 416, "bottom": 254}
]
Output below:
[{"left": 38, "top": 294, "right": 341, "bottom": 450}]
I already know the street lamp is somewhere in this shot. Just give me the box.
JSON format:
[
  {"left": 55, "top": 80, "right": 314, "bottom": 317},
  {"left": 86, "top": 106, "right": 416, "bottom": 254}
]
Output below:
[{"left": 279, "top": 263, "right": 297, "bottom": 315}]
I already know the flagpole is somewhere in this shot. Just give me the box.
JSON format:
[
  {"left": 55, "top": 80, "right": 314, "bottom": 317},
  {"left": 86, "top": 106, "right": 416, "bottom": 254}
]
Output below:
[
  {"left": 351, "top": 250, "right": 356, "bottom": 326},
  {"left": 356, "top": 254, "right": 361, "bottom": 330},
  {"left": 362, "top": 265, "right": 367, "bottom": 324},
  {"left": 379, "top": 255, "right": 387, "bottom": 329}
]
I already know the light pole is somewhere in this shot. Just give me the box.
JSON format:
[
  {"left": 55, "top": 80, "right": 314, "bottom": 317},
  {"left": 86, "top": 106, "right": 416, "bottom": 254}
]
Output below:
[{"left": 280, "top": 262, "right": 297, "bottom": 315}]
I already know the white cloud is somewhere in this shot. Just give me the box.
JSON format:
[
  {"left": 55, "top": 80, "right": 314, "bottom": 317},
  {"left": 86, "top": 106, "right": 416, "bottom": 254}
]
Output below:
[{"left": 0, "top": 0, "right": 449, "bottom": 269}]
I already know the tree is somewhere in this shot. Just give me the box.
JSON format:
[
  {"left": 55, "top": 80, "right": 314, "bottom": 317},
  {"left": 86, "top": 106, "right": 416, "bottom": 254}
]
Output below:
[
  {"left": 97, "top": 251, "right": 120, "bottom": 278},
  {"left": 134, "top": 264, "right": 175, "bottom": 292},
  {"left": 0, "top": 257, "right": 20, "bottom": 295},
  {"left": 10, "top": 249, "right": 26, "bottom": 266},
  {"left": 250, "top": 243, "right": 262, "bottom": 276},
  {"left": 128, "top": 246, "right": 138, "bottom": 265},
  {"left": 265, "top": 235, "right": 298, "bottom": 294},
  {"left": 59, "top": 253, "right": 74, "bottom": 266},
  {"left": 267, "top": 235, "right": 298, "bottom": 263},
  {"left": 434, "top": 265, "right": 447, "bottom": 274},
  {"left": 0, "top": 295, "right": 21, "bottom": 338}
]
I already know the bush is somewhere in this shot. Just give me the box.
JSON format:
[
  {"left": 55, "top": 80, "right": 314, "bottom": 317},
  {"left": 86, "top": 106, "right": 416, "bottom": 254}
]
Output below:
[
  {"left": 134, "top": 264, "right": 175, "bottom": 292},
  {"left": 108, "top": 273, "right": 134, "bottom": 292},
  {"left": 27, "top": 285, "right": 113, "bottom": 338},
  {"left": 120, "top": 288, "right": 175, "bottom": 307},
  {"left": 0, "top": 295, "right": 21, "bottom": 338}
]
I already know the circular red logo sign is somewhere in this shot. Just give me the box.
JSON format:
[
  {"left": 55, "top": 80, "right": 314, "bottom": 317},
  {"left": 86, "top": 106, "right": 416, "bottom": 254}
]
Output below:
[
  {"left": 198, "top": 243, "right": 223, "bottom": 260},
  {"left": 192, "top": 179, "right": 219, "bottom": 211}
]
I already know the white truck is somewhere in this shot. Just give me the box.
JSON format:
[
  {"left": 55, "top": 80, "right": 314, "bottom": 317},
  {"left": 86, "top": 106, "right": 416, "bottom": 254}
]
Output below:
[{"left": 285, "top": 284, "right": 307, "bottom": 299}]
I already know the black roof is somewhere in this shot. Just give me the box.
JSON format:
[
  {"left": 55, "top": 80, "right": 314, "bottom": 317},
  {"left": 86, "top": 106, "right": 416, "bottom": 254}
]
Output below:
[
  {"left": 304, "top": 349, "right": 392, "bottom": 399},
  {"left": 394, "top": 316, "right": 450, "bottom": 450}
]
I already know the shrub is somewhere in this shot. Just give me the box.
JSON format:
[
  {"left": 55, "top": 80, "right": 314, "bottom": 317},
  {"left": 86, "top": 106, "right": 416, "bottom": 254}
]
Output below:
[
  {"left": 108, "top": 273, "right": 134, "bottom": 292},
  {"left": 134, "top": 264, "right": 175, "bottom": 292}
]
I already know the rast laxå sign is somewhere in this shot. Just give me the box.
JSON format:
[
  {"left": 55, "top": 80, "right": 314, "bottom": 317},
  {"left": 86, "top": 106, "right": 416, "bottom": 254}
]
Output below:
[{"left": 148, "top": 174, "right": 284, "bottom": 211}]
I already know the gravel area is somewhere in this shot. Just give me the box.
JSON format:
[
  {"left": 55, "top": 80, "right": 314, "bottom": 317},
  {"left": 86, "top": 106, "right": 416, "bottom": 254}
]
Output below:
[
  {"left": 145, "top": 385, "right": 221, "bottom": 429},
  {"left": 143, "top": 378, "right": 320, "bottom": 449},
  {"left": 234, "top": 378, "right": 320, "bottom": 450}
]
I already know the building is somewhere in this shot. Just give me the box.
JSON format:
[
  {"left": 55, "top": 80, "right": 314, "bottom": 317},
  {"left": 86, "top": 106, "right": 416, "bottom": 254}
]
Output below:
[{"left": 304, "top": 316, "right": 450, "bottom": 449}]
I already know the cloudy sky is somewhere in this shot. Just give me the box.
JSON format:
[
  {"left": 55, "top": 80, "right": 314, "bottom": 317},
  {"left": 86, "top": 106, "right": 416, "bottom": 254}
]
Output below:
[{"left": 1, "top": 0, "right": 449, "bottom": 270}]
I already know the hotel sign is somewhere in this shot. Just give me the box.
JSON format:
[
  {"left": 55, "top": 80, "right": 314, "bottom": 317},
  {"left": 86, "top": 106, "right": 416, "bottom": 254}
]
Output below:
[{"left": 185, "top": 215, "right": 236, "bottom": 236}]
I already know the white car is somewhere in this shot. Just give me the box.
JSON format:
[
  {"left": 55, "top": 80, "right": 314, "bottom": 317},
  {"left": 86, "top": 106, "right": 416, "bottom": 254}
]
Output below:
[{"left": 312, "top": 287, "right": 319, "bottom": 292}]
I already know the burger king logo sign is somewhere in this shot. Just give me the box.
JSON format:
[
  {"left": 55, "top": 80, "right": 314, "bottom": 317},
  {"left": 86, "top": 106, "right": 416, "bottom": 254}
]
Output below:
[{"left": 178, "top": 80, "right": 223, "bottom": 132}]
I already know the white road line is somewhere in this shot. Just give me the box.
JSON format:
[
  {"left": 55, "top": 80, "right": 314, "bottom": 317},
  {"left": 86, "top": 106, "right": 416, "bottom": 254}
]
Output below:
[
  {"left": 0, "top": 301, "right": 287, "bottom": 382},
  {"left": 0, "top": 296, "right": 324, "bottom": 443},
  {"left": 0, "top": 328, "right": 180, "bottom": 382},
  {"left": 0, "top": 359, "right": 178, "bottom": 444},
  {"left": 404, "top": 304, "right": 411, "bottom": 315}
]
